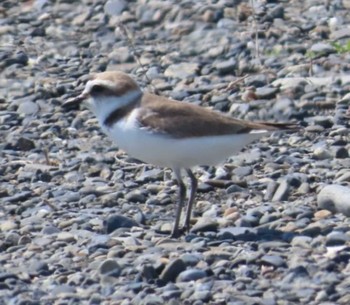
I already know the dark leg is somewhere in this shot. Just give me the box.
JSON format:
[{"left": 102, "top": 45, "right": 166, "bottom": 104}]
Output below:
[
  {"left": 184, "top": 169, "right": 198, "bottom": 232},
  {"left": 171, "top": 168, "right": 186, "bottom": 238}
]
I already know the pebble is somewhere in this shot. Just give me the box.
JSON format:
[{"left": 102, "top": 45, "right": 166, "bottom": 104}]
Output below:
[
  {"left": 160, "top": 259, "right": 187, "bottom": 283},
  {"left": 164, "top": 63, "right": 199, "bottom": 79},
  {"left": 215, "top": 59, "right": 237, "bottom": 75},
  {"left": 190, "top": 217, "right": 218, "bottom": 233},
  {"left": 260, "top": 255, "right": 286, "bottom": 268},
  {"left": 0, "top": 220, "right": 19, "bottom": 231},
  {"left": 125, "top": 190, "right": 147, "bottom": 203},
  {"left": 317, "top": 185, "right": 350, "bottom": 216},
  {"left": 326, "top": 231, "right": 350, "bottom": 246},
  {"left": 104, "top": 0, "right": 127, "bottom": 16},
  {"left": 272, "top": 180, "right": 290, "bottom": 202},
  {"left": 99, "top": 259, "right": 122, "bottom": 277},
  {"left": 176, "top": 269, "right": 207, "bottom": 282},
  {"left": 1, "top": 0, "right": 350, "bottom": 303},
  {"left": 104, "top": 214, "right": 139, "bottom": 234},
  {"left": 16, "top": 101, "right": 39, "bottom": 115},
  {"left": 313, "top": 147, "right": 332, "bottom": 160},
  {"left": 56, "top": 232, "right": 76, "bottom": 243}
]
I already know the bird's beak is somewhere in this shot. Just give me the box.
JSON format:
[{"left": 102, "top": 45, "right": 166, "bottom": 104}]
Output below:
[{"left": 62, "top": 91, "right": 89, "bottom": 110}]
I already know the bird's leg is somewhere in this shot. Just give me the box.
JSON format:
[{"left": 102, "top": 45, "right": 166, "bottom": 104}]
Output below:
[
  {"left": 171, "top": 168, "right": 186, "bottom": 238},
  {"left": 184, "top": 169, "right": 198, "bottom": 232}
]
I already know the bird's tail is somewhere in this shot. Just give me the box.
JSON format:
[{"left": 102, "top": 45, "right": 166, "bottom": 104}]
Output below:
[{"left": 256, "top": 122, "right": 302, "bottom": 131}]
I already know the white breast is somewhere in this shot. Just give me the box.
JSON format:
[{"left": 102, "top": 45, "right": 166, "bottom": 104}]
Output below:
[{"left": 103, "top": 109, "right": 269, "bottom": 169}]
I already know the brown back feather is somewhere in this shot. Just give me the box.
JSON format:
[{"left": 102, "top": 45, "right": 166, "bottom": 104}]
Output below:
[{"left": 138, "top": 93, "right": 299, "bottom": 139}]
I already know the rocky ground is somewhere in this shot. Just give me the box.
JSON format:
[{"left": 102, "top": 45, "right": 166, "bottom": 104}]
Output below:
[{"left": 1, "top": 0, "right": 350, "bottom": 304}]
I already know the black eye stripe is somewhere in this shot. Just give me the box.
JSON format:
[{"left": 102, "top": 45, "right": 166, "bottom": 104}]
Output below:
[{"left": 90, "top": 85, "right": 106, "bottom": 94}]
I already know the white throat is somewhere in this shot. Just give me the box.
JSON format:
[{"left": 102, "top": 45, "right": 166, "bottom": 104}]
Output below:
[{"left": 88, "top": 89, "right": 142, "bottom": 127}]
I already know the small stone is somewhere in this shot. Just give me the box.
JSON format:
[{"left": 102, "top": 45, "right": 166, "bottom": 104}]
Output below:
[
  {"left": 4, "top": 51, "right": 28, "bottom": 67},
  {"left": 51, "top": 284, "right": 76, "bottom": 295},
  {"left": 17, "top": 101, "right": 39, "bottom": 115},
  {"left": 191, "top": 290, "right": 211, "bottom": 302},
  {"left": 226, "top": 184, "right": 246, "bottom": 194},
  {"left": 326, "top": 232, "right": 350, "bottom": 246},
  {"left": 42, "top": 225, "right": 61, "bottom": 235},
  {"left": 314, "top": 210, "right": 332, "bottom": 219},
  {"left": 100, "top": 192, "right": 124, "bottom": 207},
  {"left": 13, "top": 137, "right": 35, "bottom": 151},
  {"left": 313, "top": 147, "right": 332, "bottom": 160},
  {"left": 0, "top": 220, "right": 19, "bottom": 231},
  {"left": 244, "top": 74, "right": 267, "bottom": 87},
  {"left": 291, "top": 236, "right": 313, "bottom": 248},
  {"left": 141, "top": 264, "right": 158, "bottom": 281},
  {"left": 255, "top": 87, "right": 279, "bottom": 99},
  {"left": 5, "top": 232, "right": 20, "bottom": 246},
  {"left": 272, "top": 180, "right": 290, "bottom": 201},
  {"left": 99, "top": 259, "right": 122, "bottom": 277},
  {"left": 164, "top": 63, "right": 199, "bottom": 79},
  {"left": 105, "top": 214, "right": 139, "bottom": 234},
  {"left": 176, "top": 269, "right": 207, "bottom": 282},
  {"left": 224, "top": 207, "right": 239, "bottom": 218},
  {"left": 330, "top": 28, "right": 350, "bottom": 40},
  {"left": 160, "top": 258, "right": 186, "bottom": 283},
  {"left": 310, "top": 42, "right": 335, "bottom": 56},
  {"left": 104, "top": 0, "right": 127, "bottom": 16},
  {"left": 266, "top": 4, "right": 284, "bottom": 20},
  {"left": 317, "top": 185, "right": 350, "bottom": 216},
  {"left": 72, "top": 11, "right": 90, "bottom": 26},
  {"left": 56, "top": 232, "right": 76, "bottom": 243},
  {"left": 240, "top": 214, "right": 259, "bottom": 227},
  {"left": 28, "top": 261, "right": 50, "bottom": 276},
  {"left": 336, "top": 172, "right": 350, "bottom": 183},
  {"left": 306, "top": 125, "right": 325, "bottom": 133},
  {"left": 264, "top": 181, "right": 278, "bottom": 201},
  {"left": 313, "top": 116, "right": 333, "bottom": 128},
  {"left": 335, "top": 147, "right": 349, "bottom": 159},
  {"left": 179, "top": 253, "right": 201, "bottom": 266},
  {"left": 260, "top": 255, "right": 286, "bottom": 268},
  {"left": 190, "top": 217, "right": 218, "bottom": 233},
  {"left": 18, "top": 235, "right": 32, "bottom": 245},
  {"left": 125, "top": 190, "right": 147, "bottom": 203},
  {"left": 215, "top": 59, "right": 237, "bottom": 75},
  {"left": 233, "top": 166, "right": 252, "bottom": 178}
]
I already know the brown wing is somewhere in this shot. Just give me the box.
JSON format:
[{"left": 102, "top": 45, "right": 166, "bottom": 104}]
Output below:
[{"left": 137, "top": 93, "right": 299, "bottom": 139}]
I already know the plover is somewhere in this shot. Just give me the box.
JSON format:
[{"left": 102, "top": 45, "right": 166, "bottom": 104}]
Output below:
[{"left": 64, "top": 71, "right": 299, "bottom": 237}]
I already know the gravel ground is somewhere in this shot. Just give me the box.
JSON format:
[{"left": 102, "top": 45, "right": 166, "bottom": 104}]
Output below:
[{"left": 1, "top": 0, "right": 350, "bottom": 304}]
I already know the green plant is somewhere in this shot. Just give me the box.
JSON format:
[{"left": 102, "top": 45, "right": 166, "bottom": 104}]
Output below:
[{"left": 331, "top": 41, "right": 350, "bottom": 54}]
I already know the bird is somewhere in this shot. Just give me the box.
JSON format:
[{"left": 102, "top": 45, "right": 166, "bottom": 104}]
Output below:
[{"left": 64, "top": 71, "right": 300, "bottom": 238}]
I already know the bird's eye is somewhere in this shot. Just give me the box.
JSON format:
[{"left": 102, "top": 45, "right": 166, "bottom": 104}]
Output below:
[{"left": 90, "top": 85, "right": 105, "bottom": 95}]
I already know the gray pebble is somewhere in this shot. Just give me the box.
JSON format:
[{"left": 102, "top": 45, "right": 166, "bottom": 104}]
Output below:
[
  {"left": 317, "top": 184, "right": 350, "bottom": 216},
  {"left": 56, "top": 232, "right": 76, "bottom": 243},
  {"left": 190, "top": 217, "right": 218, "bottom": 233},
  {"left": 164, "top": 63, "right": 199, "bottom": 79},
  {"left": 272, "top": 180, "right": 290, "bottom": 201},
  {"left": 233, "top": 166, "right": 252, "bottom": 178},
  {"left": 99, "top": 259, "right": 122, "bottom": 277},
  {"left": 244, "top": 74, "right": 267, "bottom": 87},
  {"left": 104, "top": 0, "right": 127, "bottom": 16},
  {"left": 176, "top": 269, "right": 207, "bottom": 282},
  {"left": 310, "top": 42, "right": 336, "bottom": 56},
  {"left": 160, "top": 259, "right": 186, "bottom": 283},
  {"left": 255, "top": 87, "right": 279, "bottom": 99},
  {"left": 125, "top": 189, "right": 147, "bottom": 203},
  {"left": 16, "top": 101, "right": 39, "bottom": 115},
  {"left": 326, "top": 231, "right": 350, "bottom": 246},
  {"left": 260, "top": 255, "right": 286, "bottom": 268},
  {"left": 215, "top": 59, "right": 237, "bottom": 75},
  {"left": 105, "top": 214, "right": 139, "bottom": 234}
]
